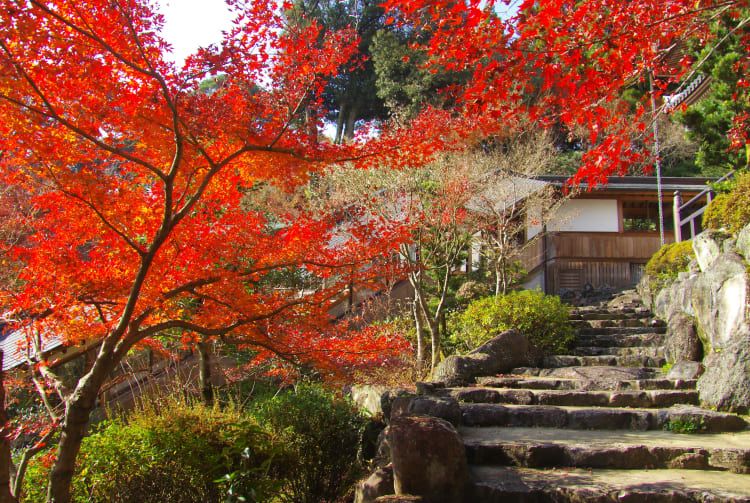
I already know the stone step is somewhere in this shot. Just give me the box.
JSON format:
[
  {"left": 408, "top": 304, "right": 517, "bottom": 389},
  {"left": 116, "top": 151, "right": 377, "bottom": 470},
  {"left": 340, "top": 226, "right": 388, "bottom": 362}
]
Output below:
[
  {"left": 579, "top": 326, "right": 667, "bottom": 335},
  {"left": 576, "top": 333, "right": 666, "bottom": 347},
  {"left": 570, "top": 306, "right": 652, "bottom": 317},
  {"left": 510, "top": 365, "right": 663, "bottom": 380},
  {"left": 571, "top": 312, "right": 643, "bottom": 321},
  {"left": 573, "top": 319, "right": 654, "bottom": 329},
  {"left": 461, "top": 427, "right": 750, "bottom": 473},
  {"left": 449, "top": 387, "right": 699, "bottom": 408},
  {"left": 572, "top": 346, "right": 665, "bottom": 357},
  {"left": 468, "top": 466, "right": 750, "bottom": 502},
  {"left": 475, "top": 376, "right": 698, "bottom": 391},
  {"left": 460, "top": 403, "right": 748, "bottom": 432},
  {"left": 541, "top": 354, "right": 667, "bottom": 368}
]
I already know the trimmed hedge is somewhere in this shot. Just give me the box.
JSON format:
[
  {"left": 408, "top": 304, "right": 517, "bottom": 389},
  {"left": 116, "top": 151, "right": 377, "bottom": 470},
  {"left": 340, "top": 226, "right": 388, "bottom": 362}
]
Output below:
[
  {"left": 449, "top": 290, "right": 574, "bottom": 355},
  {"left": 703, "top": 171, "right": 750, "bottom": 234},
  {"left": 645, "top": 241, "right": 695, "bottom": 279}
]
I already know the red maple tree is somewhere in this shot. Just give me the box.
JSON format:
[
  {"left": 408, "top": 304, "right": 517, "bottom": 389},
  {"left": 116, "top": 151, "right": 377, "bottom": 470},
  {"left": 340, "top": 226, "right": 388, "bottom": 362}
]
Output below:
[
  {"left": 385, "top": 0, "right": 749, "bottom": 185},
  {"left": 0, "top": 1, "right": 433, "bottom": 500}
]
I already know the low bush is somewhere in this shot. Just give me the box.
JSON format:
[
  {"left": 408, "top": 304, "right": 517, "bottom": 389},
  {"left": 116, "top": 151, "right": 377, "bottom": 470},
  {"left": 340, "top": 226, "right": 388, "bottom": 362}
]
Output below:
[
  {"left": 21, "top": 401, "right": 284, "bottom": 503},
  {"left": 449, "top": 289, "right": 574, "bottom": 355},
  {"left": 250, "top": 382, "right": 366, "bottom": 503},
  {"left": 645, "top": 241, "right": 695, "bottom": 279},
  {"left": 703, "top": 171, "right": 750, "bottom": 234}
]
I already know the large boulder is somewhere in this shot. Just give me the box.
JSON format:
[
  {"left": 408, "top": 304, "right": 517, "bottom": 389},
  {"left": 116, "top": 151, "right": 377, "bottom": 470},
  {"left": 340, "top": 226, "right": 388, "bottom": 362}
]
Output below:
[
  {"left": 389, "top": 416, "right": 468, "bottom": 503},
  {"left": 352, "top": 385, "right": 391, "bottom": 416},
  {"left": 667, "top": 360, "right": 704, "bottom": 380},
  {"left": 693, "top": 229, "right": 730, "bottom": 272},
  {"left": 431, "top": 329, "right": 538, "bottom": 386},
  {"left": 737, "top": 224, "right": 750, "bottom": 260},
  {"left": 690, "top": 251, "right": 749, "bottom": 350},
  {"left": 390, "top": 396, "right": 462, "bottom": 426},
  {"left": 664, "top": 312, "right": 702, "bottom": 362},
  {"left": 355, "top": 466, "right": 395, "bottom": 503},
  {"left": 698, "top": 337, "right": 750, "bottom": 414}
]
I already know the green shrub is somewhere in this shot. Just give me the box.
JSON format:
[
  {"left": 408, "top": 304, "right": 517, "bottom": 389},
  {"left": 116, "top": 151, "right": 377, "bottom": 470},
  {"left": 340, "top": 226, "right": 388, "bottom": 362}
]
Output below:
[
  {"left": 645, "top": 241, "right": 695, "bottom": 279},
  {"left": 251, "top": 382, "right": 366, "bottom": 503},
  {"left": 21, "top": 401, "right": 284, "bottom": 503},
  {"left": 703, "top": 171, "right": 750, "bottom": 234},
  {"left": 449, "top": 290, "right": 574, "bottom": 355},
  {"left": 663, "top": 416, "right": 708, "bottom": 434}
]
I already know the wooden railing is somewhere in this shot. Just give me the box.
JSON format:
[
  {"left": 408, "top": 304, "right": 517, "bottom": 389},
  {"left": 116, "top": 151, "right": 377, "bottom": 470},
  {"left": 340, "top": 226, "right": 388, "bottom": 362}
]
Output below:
[{"left": 673, "top": 171, "right": 734, "bottom": 242}]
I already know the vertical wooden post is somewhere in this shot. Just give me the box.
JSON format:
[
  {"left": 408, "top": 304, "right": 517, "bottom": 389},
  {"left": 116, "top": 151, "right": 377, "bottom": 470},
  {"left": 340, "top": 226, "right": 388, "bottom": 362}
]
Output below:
[{"left": 673, "top": 191, "right": 682, "bottom": 243}]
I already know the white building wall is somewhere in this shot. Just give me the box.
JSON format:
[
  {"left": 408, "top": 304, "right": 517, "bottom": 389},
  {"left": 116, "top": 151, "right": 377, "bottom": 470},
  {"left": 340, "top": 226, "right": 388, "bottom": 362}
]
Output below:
[{"left": 547, "top": 199, "right": 619, "bottom": 233}]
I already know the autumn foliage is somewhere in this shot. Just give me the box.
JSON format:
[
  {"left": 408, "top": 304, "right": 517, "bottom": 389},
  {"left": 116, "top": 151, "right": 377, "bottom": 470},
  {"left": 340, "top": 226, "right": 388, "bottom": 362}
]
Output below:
[
  {"left": 0, "top": 1, "right": 428, "bottom": 500},
  {"left": 385, "top": 0, "right": 750, "bottom": 185},
  {"left": 0, "top": 0, "right": 748, "bottom": 501}
]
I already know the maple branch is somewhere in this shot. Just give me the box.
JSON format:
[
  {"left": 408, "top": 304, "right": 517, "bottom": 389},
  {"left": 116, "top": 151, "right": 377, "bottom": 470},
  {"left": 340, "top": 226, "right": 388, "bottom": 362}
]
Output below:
[
  {"left": 11, "top": 425, "right": 59, "bottom": 498},
  {"left": 28, "top": 371, "right": 62, "bottom": 423},
  {"left": 113, "top": 0, "right": 188, "bottom": 231},
  {"left": 55, "top": 185, "right": 146, "bottom": 257},
  {"left": 0, "top": 81, "right": 164, "bottom": 182},
  {"left": 268, "top": 81, "right": 315, "bottom": 149},
  {"left": 28, "top": 0, "right": 161, "bottom": 83}
]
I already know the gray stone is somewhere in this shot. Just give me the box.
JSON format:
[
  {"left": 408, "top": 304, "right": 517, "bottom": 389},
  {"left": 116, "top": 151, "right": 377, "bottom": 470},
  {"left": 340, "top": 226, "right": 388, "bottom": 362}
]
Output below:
[
  {"left": 664, "top": 313, "right": 702, "bottom": 362},
  {"left": 723, "top": 236, "right": 738, "bottom": 253},
  {"left": 666, "top": 360, "right": 704, "bottom": 380},
  {"left": 375, "top": 496, "right": 423, "bottom": 502},
  {"left": 352, "top": 384, "right": 391, "bottom": 416},
  {"left": 355, "top": 466, "right": 394, "bottom": 503},
  {"left": 667, "top": 452, "right": 709, "bottom": 470},
  {"left": 698, "top": 337, "right": 750, "bottom": 414},
  {"left": 658, "top": 404, "right": 748, "bottom": 432},
  {"left": 737, "top": 223, "right": 750, "bottom": 260},
  {"left": 381, "top": 390, "right": 416, "bottom": 423},
  {"left": 431, "top": 330, "right": 538, "bottom": 386},
  {"left": 390, "top": 396, "right": 462, "bottom": 426},
  {"left": 690, "top": 252, "right": 748, "bottom": 350},
  {"left": 693, "top": 229, "right": 729, "bottom": 271},
  {"left": 389, "top": 416, "right": 468, "bottom": 503}
]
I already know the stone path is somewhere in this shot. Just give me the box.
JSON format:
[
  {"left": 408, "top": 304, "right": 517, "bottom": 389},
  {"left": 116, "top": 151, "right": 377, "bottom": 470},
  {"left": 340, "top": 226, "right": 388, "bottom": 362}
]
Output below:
[{"left": 438, "top": 292, "right": 750, "bottom": 501}]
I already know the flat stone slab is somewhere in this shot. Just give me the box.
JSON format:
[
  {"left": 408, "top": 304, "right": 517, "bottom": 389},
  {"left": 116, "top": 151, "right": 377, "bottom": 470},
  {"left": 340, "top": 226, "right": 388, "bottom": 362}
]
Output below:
[
  {"left": 576, "top": 333, "right": 666, "bottom": 347},
  {"left": 461, "top": 427, "right": 750, "bottom": 473},
  {"left": 579, "top": 326, "right": 667, "bottom": 335},
  {"left": 460, "top": 404, "right": 748, "bottom": 433},
  {"left": 469, "top": 466, "right": 750, "bottom": 502},
  {"left": 573, "top": 346, "right": 665, "bottom": 357},
  {"left": 449, "top": 387, "right": 698, "bottom": 408},
  {"left": 511, "top": 365, "right": 662, "bottom": 381},
  {"left": 542, "top": 355, "right": 667, "bottom": 368},
  {"left": 475, "top": 376, "right": 697, "bottom": 392}
]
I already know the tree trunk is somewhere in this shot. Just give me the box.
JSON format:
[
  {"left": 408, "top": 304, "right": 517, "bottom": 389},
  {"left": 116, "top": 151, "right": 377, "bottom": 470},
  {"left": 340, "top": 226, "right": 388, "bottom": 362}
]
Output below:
[
  {"left": 46, "top": 348, "right": 119, "bottom": 503},
  {"left": 344, "top": 101, "right": 359, "bottom": 141},
  {"left": 412, "top": 293, "right": 425, "bottom": 374},
  {"left": 47, "top": 391, "right": 96, "bottom": 502},
  {"left": 427, "top": 317, "right": 441, "bottom": 374},
  {"left": 197, "top": 341, "right": 214, "bottom": 407},
  {"left": 0, "top": 352, "right": 15, "bottom": 503},
  {"left": 335, "top": 102, "right": 347, "bottom": 144}
]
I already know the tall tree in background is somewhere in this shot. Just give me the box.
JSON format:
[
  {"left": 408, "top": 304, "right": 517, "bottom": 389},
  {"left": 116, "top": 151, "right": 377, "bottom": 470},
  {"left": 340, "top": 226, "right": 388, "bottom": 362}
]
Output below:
[
  {"left": 287, "top": 0, "right": 388, "bottom": 143},
  {"left": 371, "top": 22, "right": 468, "bottom": 119},
  {"left": 673, "top": 6, "right": 750, "bottom": 174}
]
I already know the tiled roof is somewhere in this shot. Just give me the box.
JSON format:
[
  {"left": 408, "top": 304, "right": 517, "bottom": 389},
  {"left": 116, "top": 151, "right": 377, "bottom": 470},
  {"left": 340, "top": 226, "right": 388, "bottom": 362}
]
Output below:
[
  {"left": 665, "top": 74, "right": 714, "bottom": 110},
  {"left": 0, "top": 322, "right": 65, "bottom": 371}
]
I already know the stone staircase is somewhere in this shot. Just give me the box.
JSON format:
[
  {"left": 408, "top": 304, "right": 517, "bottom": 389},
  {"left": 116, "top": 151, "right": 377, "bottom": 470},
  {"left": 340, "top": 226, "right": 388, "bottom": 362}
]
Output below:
[{"left": 435, "top": 293, "right": 750, "bottom": 502}]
